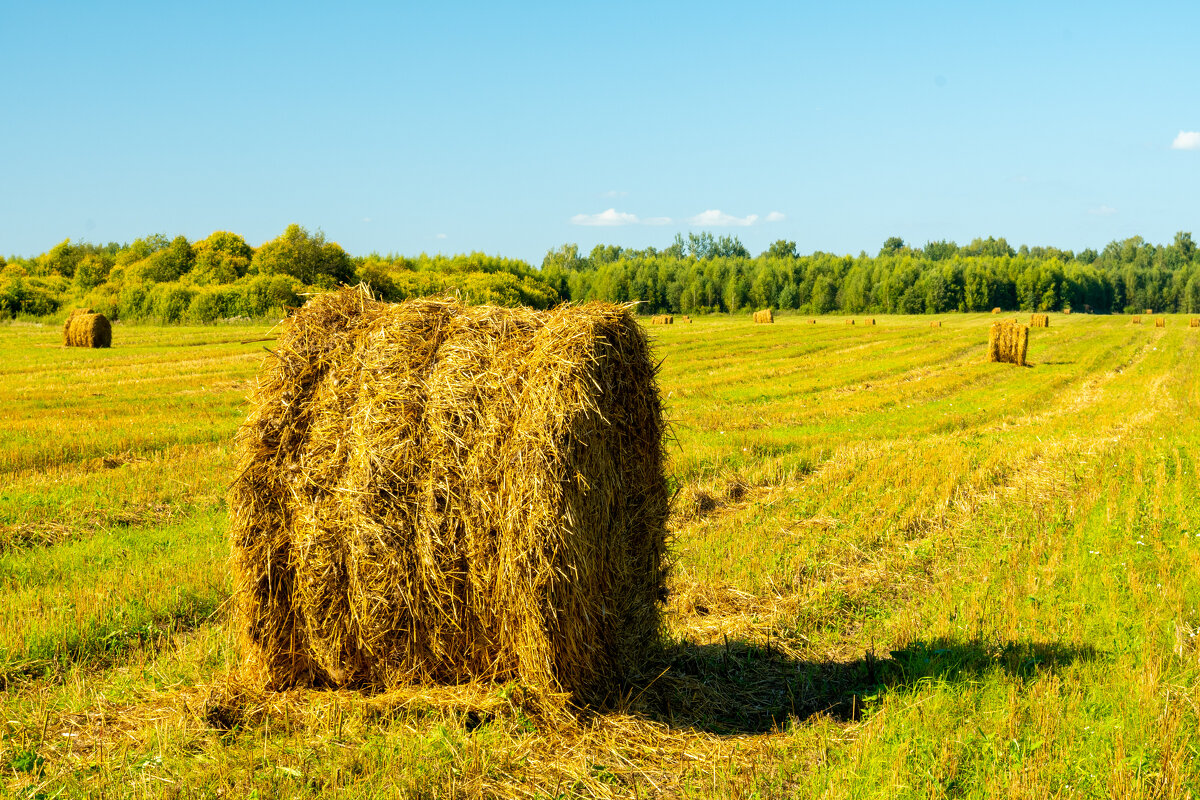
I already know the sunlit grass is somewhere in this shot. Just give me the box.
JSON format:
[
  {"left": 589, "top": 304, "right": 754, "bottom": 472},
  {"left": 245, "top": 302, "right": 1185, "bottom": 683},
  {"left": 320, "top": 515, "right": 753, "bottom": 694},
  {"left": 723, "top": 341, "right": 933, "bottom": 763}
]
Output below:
[{"left": 1, "top": 312, "right": 1198, "bottom": 798}]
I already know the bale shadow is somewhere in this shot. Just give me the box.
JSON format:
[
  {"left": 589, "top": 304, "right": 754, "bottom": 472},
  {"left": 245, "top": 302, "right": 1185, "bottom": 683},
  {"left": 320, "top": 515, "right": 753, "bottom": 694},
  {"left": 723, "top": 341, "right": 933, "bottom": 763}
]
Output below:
[{"left": 625, "top": 636, "right": 1100, "bottom": 735}]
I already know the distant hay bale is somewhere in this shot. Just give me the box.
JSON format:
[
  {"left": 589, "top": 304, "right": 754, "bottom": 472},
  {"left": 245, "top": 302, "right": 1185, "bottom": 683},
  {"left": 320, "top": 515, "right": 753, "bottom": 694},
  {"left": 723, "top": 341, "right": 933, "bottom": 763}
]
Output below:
[
  {"left": 682, "top": 315, "right": 692, "bottom": 323},
  {"left": 865, "top": 318, "right": 875, "bottom": 325},
  {"left": 807, "top": 319, "right": 816, "bottom": 324},
  {"left": 1030, "top": 313, "right": 1050, "bottom": 328},
  {"left": 1132, "top": 316, "right": 1142, "bottom": 324},
  {"left": 1145, "top": 309, "right": 1154, "bottom": 315},
  {"left": 752, "top": 309, "right": 774, "bottom": 324},
  {"left": 62, "top": 307, "right": 94, "bottom": 345},
  {"left": 987, "top": 319, "right": 1029, "bottom": 366},
  {"left": 991, "top": 307, "right": 1002, "bottom": 314},
  {"left": 650, "top": 314, "right": 673, "bottom": 325},
  {"left": 1063, "top": 308, "right": 1072, "bottom": 315},
  {"left": 227, "top": 288, "right": 669, "bottom": 708},
  {"left": 1190, "top": 318, "right": 1199, "bottom": 328},
  {"left": 930, "top": 321, "right": 942, "bottom": 328},
  {"left": 1156, "top": 317, "right": 1165, "bottom": 328},
  {"left": 63, "top": 312, "right": 111, "bottom": 348},
  {"left": 845, "top": 319, "right": 855, "bottom": 325}
]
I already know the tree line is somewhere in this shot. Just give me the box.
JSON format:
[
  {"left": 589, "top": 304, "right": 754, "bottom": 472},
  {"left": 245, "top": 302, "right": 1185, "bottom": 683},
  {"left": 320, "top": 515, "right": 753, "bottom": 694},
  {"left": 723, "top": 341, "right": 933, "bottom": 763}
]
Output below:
[{"left": 3, "top": 226, "right": 1199, "bottom": 321}]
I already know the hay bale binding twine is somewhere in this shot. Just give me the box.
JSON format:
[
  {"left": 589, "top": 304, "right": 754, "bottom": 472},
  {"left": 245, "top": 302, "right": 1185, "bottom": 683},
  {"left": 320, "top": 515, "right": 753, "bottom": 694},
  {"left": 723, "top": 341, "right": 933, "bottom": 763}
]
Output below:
[{"left": 227, "top": 288, "right": 669, "bottom": 708}]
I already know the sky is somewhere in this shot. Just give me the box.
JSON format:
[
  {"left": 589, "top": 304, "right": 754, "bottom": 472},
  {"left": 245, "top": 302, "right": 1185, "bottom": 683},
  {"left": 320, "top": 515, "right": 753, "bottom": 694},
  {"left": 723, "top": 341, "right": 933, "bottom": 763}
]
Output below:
[{"left": 1, "top": 0, "right": 1198, "bottom": 264}]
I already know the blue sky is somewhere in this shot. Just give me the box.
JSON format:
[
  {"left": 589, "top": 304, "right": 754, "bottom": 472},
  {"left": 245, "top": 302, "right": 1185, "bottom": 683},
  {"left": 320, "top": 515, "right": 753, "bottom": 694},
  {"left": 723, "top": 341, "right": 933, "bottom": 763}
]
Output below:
[{"left": 1, "top": 0, "right": 1197, "bottom": 263}]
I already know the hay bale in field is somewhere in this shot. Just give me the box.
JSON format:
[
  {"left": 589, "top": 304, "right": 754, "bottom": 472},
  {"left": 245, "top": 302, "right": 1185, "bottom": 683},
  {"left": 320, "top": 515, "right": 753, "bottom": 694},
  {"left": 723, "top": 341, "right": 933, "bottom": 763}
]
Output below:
[
  {"left": 987, "top": 319, "right": 1028, "bottom": 366},
  {"left": 682, "top": 315, "right": 692, "bottom": 323},
  {"left": 1030, "top": 313, "right": 1050, "bottom": 328},
  {"left": 930, "top": 321, "right": 942, "bottom": 328},
  {"left": 845, "top": 319, "right": 855, "bottom": 325},
  {"left": 1063, "top": 308, "right": 1072, "bottom": 315},
  {"left": 62, "top": 307, "right": 94, "bottom": 345},
  {"left": 807, "top": 319, "right": 816, "bottom": 324},
  {"left": 227, "top": 288, "right": 669, "bottom": 708},
  {"left": 991, "top": 307, "right": 1002, "bottom": 314},
  {"left": 865, "top": 318, "right": 875, "bottom": 325},
  {"left": 650, "top": 314, "right": 673, "bottom": 325},
  {"left": 1190, "top": 318, "right": 1199, "bottom": 328},
  {"left": 1145, "top": 309, "right": 1154, "bottom": 315},
  {"left": 752, "top": 309, "right": 774, "bottom": 324},
  {"left": 63, "top": 312, "right": 112, "bottom": 348},
  {"left": 1156, "top": 317, "right": 1165, "bottom": 328},
  {"left": 1132, "top": 316, "right": 1142, "bottom": 324}
]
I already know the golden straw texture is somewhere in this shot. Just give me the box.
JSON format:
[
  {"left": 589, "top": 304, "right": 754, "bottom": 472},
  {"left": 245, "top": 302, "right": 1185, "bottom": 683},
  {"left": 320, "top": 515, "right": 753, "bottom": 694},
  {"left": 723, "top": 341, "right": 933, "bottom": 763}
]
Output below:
[
  {"left": 227, "top": 288, "right": 669, "bottom": 709},
  {"left": 63, "top": 312, "right": 111, "bottom": 348}
]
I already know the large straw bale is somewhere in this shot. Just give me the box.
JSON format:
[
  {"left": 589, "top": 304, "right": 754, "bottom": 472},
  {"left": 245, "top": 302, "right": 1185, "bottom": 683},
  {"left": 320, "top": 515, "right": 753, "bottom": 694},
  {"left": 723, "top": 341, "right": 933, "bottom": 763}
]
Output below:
[
  {"left": 987, "top": 319, "right": 1028, "bottom": 366},
  {"left": 1156, "top": 317, "right": 1165, "bottom": 328},
  {"left": 752, "top": 309, "right": 774, "bottom": 324},
  {"left": 227, "top": 288, "right": 669, "bottom": 708},
  {"left": 1190, "top": 318, "right": 1199, "bottom": 328},
  {"left": 807, "top": 319, "right": 816, "bottom": 324},
  {"left": 1030, "top": 313, "right": 1050, "bottom": 328},
  {"left": 1063, "top": 308, "right": 1072, "bottom": 315},
  {"left": 1145, "top": 308, "right": 1154, "bottom": 315},
  {"left": 63, "top": 312, "right": 111, "bottom": 348}
]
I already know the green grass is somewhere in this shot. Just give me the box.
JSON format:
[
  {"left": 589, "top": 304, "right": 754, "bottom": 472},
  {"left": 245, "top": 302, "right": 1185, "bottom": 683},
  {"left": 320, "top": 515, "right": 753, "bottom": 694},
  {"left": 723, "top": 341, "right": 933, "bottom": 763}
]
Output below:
[{"left": 1, "top": 312, "right": 1198, "bottom": 798}]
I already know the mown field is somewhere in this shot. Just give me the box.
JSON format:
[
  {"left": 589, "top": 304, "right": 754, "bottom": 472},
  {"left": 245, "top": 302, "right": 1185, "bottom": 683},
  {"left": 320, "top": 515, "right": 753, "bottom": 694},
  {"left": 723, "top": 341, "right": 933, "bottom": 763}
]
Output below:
[{"left": 2, "top": 311, "right": 1198, "bottom": 798}]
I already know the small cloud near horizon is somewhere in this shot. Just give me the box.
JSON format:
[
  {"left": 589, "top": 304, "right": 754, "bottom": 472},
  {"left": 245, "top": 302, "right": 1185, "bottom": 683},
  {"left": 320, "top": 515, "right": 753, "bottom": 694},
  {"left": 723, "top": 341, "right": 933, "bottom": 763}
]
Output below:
[
  {"left": 765, "top": 211, "right": 786, "bottom": 222},
  {"left": 1171, "top": 131, "right": 1200, "bottom": 150},
  {"left": 436, "top": 233, "right": 447, "bottom": 239},
  {"left": 570, "top": 209, "right": 673, "bottom": 226},
  {"left": 1088, "top": 205, "right": 1117, "bottom": 216},
  {"left": 688, "top": 209, "right": 759, "bottom": 227}
]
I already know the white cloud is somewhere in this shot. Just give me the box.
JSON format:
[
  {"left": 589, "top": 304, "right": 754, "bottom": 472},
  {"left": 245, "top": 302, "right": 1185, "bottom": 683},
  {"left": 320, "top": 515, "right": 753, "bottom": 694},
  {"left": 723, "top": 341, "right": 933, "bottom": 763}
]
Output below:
[
  {"left": 1088, "top": 205, "right": 1117, "bottom": 216},
  {"left": 570, "top": 208, "right": 641, "bottom": 226},
  {"left": 1171, "top": 131, "right": 1200, "bottom": 150},
  {"left": 765, "top": 211, "right": 786, "bottom": 222},
  {"left": 436, "top": 233, "right": 447, "bottom": 239},
  {"left": 688, "top": 209, "right": 759, "bottom": 227}
]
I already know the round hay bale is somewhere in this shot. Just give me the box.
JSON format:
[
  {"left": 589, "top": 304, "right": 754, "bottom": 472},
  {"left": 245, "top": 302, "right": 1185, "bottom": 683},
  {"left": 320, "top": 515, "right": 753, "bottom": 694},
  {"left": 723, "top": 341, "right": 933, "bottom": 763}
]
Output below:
[
  {"left": 64, "top": 312, "right": 111, "bottom": 348},
  {"left": 228, "top": 289, "right": 669, "bottom": 708}
]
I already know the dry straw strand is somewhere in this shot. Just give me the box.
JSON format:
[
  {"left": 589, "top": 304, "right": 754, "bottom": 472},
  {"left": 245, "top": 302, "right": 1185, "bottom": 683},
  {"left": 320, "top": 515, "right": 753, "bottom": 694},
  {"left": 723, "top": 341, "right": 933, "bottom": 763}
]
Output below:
[
  {"left": 63, "top": 312, "right": 111, "bottom": 348},
  {"left": 227, "top": 287, "right": 669, "bottom": 711}
]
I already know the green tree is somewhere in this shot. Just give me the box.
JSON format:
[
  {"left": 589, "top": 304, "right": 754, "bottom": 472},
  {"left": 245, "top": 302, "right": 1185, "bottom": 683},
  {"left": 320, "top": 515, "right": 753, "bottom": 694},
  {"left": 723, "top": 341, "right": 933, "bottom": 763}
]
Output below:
[{"left": 252, "top": 224, "right": 353, "bottom": 286}]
